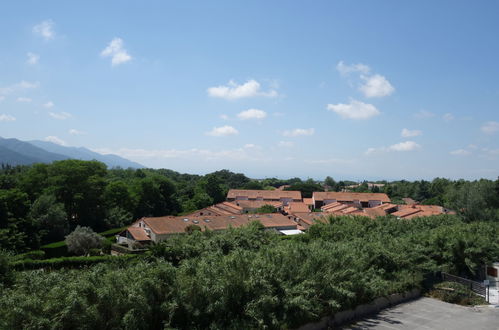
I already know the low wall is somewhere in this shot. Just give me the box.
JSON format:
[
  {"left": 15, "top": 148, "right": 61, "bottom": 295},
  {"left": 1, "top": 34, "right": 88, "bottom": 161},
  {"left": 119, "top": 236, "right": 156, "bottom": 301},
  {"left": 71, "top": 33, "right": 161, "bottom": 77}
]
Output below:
[{"left": 297, "top": 288, "right": 421, "bottom": 330}]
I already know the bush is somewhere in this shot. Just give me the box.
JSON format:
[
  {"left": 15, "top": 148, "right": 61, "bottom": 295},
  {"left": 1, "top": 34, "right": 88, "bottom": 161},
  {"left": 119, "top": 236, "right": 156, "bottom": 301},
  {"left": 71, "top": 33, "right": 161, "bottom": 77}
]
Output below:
[
  {"left": 11, "top": 255, "right": 138, "bottom": 270},
  {"left": 428, "top": 281, "right": 488, "bottom": 305},
  {"left": 12, "top": 250, "right": 45, "bottom": 261},
  {"left": 65, "top": 226, "right": 104, "bottom": 256}
]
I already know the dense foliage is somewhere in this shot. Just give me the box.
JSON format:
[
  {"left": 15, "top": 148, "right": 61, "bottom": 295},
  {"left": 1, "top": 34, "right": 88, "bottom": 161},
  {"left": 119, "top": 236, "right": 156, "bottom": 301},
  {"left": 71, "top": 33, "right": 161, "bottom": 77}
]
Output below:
[{"left": 1, "top": 215, "right": 497, "bottom": 329}]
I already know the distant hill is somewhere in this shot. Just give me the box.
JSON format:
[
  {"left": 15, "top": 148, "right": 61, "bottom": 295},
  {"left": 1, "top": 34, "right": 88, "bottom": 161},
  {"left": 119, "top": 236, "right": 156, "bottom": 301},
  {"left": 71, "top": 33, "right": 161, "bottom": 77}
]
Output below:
[
  {"left": 29, "top": 140, "right": 144, "bottom": 169},
  {"left": 0, "top": 137, "right": 68, "bottom": 166},
  {"left": 0, "top": 137, "right": 144, "bottom": 168}
]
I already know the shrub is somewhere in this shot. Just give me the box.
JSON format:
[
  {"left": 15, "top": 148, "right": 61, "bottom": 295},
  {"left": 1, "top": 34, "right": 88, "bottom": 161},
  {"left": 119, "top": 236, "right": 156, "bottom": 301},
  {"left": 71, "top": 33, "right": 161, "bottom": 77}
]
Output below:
[
  {"left": 428, "top": 281, "right": 488, "bottom": 305},
  {"left": 65, "top": 226, "right": 104, "bottom": 256}
]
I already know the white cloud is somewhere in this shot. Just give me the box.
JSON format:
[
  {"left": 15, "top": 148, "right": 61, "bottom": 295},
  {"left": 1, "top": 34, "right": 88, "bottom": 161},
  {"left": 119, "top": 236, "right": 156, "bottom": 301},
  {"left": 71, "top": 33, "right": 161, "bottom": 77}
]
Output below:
[
  {"left": 359, "top": 74, "right": 395, "bottom": 98},
  {"left": 401, "top": 128, "right": 422, "bottom": 138},
  {"left": 207, "top": 80, "right": 278, "bottom": 100},
  {"left": 336, "top": 61, "right": 370, "bottom": 76},
  {"left": 450, "top": 149, "right": 471, "bottom": 156},
  {"left": 327, "top": 99, "right": 380, "bottom": 120},
  {"left": 43, "top": 101, "right": 54, "bottom": 109},
  {"left": 366, "top": 141, "right": 421, "bottom": 155},
  {"left": 69, "top": 129, "right": 85, "bottom": 135},
  {"left": 101, "top": 38, "right": 132, "bottom": 66},
  {"left": 44, "top": 136, "right": 67, "bottom": 146},
  {"left": 27, "top": 52, "right": 39, "bottom": 65},
  {"left": 0, "top": 81, "right": 39, "bottom": 96},
  {"left": 33, "top": 20, "right": 55, "bottom": 40},
  {"left": 17, "top": 97, "right": 32, "bottom": 103},
  {"left": 220, "top": 114, "right": 229, "bottom": 120},
  {"left": 0, "top": 96, "right": 4, "bottom": 102},
  {"left": 389, "top": 141, "right": 421, "bottom": 152},
  {"left": 443, "top": 113, "right": 454, "bottom": 122},
  {"left": 282, "top": 128, "right": 315, "bottom": 137},
  {"left": 206, "top": 125, "right": 239, "bottom": 137},
  {"left": 481, "top": 121, "right": 499, "bottom": 134},
  {"left": 49, "top": 111, "right": 71, "bottom": 120},
  {"left": 237, "top": 108, "right": 267, "bottom": 120},
  {"left": 278, "top": 141, "right": 294, "bottom": 147},
  {"left": 413, "top": 110, "right": 435, "bottom": 119},
  {"left": 0, "top": 114, "right": 16, "bottom": 122}
]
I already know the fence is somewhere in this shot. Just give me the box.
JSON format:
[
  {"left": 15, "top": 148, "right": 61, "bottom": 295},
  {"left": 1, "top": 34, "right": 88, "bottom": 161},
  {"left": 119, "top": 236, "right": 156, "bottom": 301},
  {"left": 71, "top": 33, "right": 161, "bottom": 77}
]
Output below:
[{"left": 441, "top": 272, "right": 489, "bottom": 302}]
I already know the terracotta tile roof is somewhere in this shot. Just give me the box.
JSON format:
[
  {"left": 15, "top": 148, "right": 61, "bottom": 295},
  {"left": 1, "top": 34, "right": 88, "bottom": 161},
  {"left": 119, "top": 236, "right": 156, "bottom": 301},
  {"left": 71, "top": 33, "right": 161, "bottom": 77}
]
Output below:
[
  {"left": 285, "top": 202, "right": 310, "bottom": 213},
  {"left": 291, "top": 212, "right": 327, "bottom": 226},
  {"left": 323, "top": 203, "right": 350, "bottom": 213},
  {"left": 313, "top": 192, "right": 391, "bottom": 203},
  {"left": 227, "top": 189, "right": 302, "bottom": 200},
  {"left": 372, "top": 203, "right": 398, "bottom": 210},
  {"left": 341, "top": 206, "right": 359, "bottom": 214},
  {"left": 321, "top": 202, "right": 344, "bottom": 210},
  {"left": 137, "top": 213, "right": 297, "bottom": 236},
  {"left": 185, "top": 202, "right": 243, "bottom": 217},
  {"left": 231, "top": 200, "right": 283, "bottom": 209},
  {"left": 364, "top": 208, "right": 388, "bottom": 217},
  {"left": 404, "top": 210, "right": 437, "bottom": 219},
  {"left": 303, "top": 198, "right": 314, "bottom": 206},
  {"left": 127, "top": 227, "right": 151, "bottom": 241},
  {"left": 392, "top": 208, "right": 422, "bottom": 218}
]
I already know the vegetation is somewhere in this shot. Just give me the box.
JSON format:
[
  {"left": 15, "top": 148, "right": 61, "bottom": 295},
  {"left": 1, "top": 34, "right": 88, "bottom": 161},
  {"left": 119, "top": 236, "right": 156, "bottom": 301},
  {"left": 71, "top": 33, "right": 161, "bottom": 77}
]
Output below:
[
  {"left": 65, "top": 226, "right": 105, "bottom": 256},
  {"left": 1, "top": 160, "right": 498, "bottom": 255},
  {"left": 428, "top": 281, "right": 488, "bottom": 306},
  {"left": 0, "top": 215, "right": 497, "bottom": 329}
]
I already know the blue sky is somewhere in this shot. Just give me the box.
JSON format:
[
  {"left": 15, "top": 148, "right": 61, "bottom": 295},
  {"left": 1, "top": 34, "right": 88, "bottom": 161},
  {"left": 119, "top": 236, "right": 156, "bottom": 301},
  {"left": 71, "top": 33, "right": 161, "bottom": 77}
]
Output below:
[{"left": 1, "top": 1, "right": 499, "bottom": 180}]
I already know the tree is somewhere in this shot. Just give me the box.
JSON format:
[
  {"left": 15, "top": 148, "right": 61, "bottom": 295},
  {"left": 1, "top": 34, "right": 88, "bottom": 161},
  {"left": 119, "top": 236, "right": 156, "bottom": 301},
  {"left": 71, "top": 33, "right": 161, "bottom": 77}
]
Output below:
[
  {"left": 65, "top": 226, "right": 104, "bottom": 256},
  {"left": 47, "top": 160, "right": 107, "bottom": 228},
  {"left": 29, "top": 194, "right": 68, "bottom": 243},
  {"left": 0, "top": 250, "right": 13, "bottom": 286},
  {"left": 104, "top": 207, "right": 132, "bottom": 228},
  {"left": 253, "top": 205, "right": 277, "bottom": 213},
  {"left": 324, "top": 176, "right": 337, "bottom": 191}
]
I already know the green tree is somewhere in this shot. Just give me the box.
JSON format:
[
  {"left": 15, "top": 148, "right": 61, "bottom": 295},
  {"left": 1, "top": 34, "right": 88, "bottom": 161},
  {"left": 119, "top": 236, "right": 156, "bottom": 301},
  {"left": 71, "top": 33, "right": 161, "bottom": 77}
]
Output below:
[
  {"left": 28, "top": 194, "right": 68, "bottom": 243},
  {"left": 65, "top": 226, "right": 104, "bottom": 256}
]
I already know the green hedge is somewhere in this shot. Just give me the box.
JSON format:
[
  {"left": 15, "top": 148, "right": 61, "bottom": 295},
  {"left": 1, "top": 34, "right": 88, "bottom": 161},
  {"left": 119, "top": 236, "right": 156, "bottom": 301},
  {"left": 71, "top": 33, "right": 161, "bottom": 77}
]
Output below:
[{"left": 11, "top": 254, "right": 139, "bottom": 271}]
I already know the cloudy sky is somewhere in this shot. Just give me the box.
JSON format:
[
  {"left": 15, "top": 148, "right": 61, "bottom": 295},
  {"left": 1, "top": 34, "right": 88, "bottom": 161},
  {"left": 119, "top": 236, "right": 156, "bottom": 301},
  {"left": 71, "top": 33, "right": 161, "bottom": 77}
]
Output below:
[{"left": 1, "top": 1, "right": 499, "bottom": 180}]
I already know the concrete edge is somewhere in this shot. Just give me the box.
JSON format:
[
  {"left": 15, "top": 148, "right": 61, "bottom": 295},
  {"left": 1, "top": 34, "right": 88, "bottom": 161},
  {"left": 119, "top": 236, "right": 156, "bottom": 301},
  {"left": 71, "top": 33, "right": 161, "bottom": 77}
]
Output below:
[{"left": 296, "top": 288, "right": 421, "bottom": 330}]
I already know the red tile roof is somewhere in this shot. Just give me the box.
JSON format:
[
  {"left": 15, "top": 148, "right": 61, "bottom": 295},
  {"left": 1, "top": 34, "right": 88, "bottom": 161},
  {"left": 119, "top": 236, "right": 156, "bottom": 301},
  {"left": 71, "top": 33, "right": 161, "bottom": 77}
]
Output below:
[
  {"left": 227, "top": 189, "right": 302, "bottom": 200},
  {"left": 303, "top": 198, "right": 314, "bottom": 206},
  {"left": 231, "top": 200, "right": 283, "bottom": 209},
  {"left": 313, "top": 192, "right": 391, "bottom": 203},
  {"left": 137, "top": 213, "right": 297, "bottom": 236},
  {"left": 127, "top": 227, "right": 151, "bottom": 241},
  {"left": 285, "top": 202, "right": 310, "bottom": 213}
]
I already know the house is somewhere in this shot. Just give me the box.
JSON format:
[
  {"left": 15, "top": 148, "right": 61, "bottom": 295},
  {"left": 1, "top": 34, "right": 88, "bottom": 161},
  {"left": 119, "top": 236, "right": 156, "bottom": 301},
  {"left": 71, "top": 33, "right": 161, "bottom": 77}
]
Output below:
[
  {"left": 284, "top": 202, "right": 311, "bottom": 214},
  {"left": 118, "top": 213, "right": 300, "bottom": 244},
  {"left": 185, "top": 202, "right": 243, "bottom": 217},
  {"left": 226, "top": 189, "right": 302, "bottom": 206},
  {"left": 230, "top": 200, "right": 284, "bottom": 213},
  {"left": 391, "top": 204, "right": 451, "bottom": 219},
  {"left": 312, "top": 192, "right": 391, "bottom": 209}
]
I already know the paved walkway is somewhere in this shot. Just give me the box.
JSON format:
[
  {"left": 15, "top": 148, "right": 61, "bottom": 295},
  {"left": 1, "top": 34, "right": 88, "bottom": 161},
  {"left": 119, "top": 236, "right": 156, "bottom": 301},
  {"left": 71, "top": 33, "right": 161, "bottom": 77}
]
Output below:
[{"left": 342, "top": 297, "right": 499, "bottom": 330}]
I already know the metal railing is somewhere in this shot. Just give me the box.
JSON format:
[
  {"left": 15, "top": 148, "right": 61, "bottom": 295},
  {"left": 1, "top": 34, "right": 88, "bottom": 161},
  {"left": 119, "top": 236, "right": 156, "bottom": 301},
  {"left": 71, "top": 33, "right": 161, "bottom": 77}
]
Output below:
[{"left": 441, "top": 272, "right": 489, "bottom": 302}]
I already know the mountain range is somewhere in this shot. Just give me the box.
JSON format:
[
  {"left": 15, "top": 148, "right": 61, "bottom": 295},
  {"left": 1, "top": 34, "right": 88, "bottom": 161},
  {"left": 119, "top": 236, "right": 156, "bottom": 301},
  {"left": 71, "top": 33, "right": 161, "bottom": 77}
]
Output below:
[{"left": 0, "top": 137, "right": 144, "bottom": 168}]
